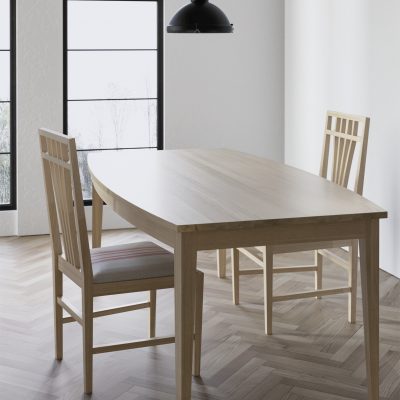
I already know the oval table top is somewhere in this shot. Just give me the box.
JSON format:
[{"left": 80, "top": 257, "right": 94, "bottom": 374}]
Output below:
[{"left": 88, "top": 148, "right": 387, "bottom": 233}]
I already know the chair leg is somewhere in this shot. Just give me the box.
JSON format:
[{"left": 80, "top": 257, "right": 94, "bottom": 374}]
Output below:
[
  {"left": 149, "top": 290, "right": 157, "bottom": 338},
  {"left": 348, "top": 240, "right": 358, "bottom": 323},
  {"left": 82, "top": 291, "right": 94, "bottom": 394},
  {"left": 53, "top": 261, "right": 63, "bottom": 361},
  {"left": 217, "top": 249, "right": 227, "bottom": 278},
  {"left": 315, "top": 251, "right": 323, "bottom": 299},
  {"left": 193, "top": 271, "right": 204, "bottom": 377},
  {"left": 263, "top": 247, "right": 273, "bottom": 335},
  {"left": 231, "top": 248, "right": 240, "bottom": 305}
]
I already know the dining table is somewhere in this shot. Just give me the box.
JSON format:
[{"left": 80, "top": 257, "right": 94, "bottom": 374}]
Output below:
[{"left": 88, "top": 148, "right": 387, "bottom": 400}]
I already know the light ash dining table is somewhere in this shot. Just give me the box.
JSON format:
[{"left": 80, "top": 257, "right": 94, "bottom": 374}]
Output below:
[{"left": 88, "top": 148, "right": 387, "bottom": 400}]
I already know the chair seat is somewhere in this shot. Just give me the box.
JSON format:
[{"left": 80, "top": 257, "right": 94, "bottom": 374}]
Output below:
[{"left": 91, "top": 242, "right": 174, "bottom": 284}]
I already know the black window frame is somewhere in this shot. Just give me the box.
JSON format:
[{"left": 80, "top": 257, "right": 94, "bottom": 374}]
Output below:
[
  {"left": 63, "top": 0, "right": 164, "bottom": 206},
  {"left": 0, "top": 0, "right": 17, "bottom": 211}
]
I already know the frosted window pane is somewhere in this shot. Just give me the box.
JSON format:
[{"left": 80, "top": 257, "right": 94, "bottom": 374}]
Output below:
[
  {"left": 0, "top": 0, "right": 10, "bottom": 49},
  {"left": 0, "top": 154, "right": 10, "bottom": 204},
  {"left": 68, "top": 51, "right": 157, "bottom": 100},
  {"left": 68, "top": 1, "right": 157, "bottom": 50},
  {"left": 68, "top": 100, "right": 158, "bottom": 150},
  {"left": 0, "top": 52, "right": 10, "bottom": 101},
  {"left": 0, "top": 103, "right": 10, "bottom": 152}
]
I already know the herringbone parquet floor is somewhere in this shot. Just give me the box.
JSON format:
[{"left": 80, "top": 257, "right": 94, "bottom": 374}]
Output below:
[{"left": 0, "top": 230, "right": 399, "bottom": 400}]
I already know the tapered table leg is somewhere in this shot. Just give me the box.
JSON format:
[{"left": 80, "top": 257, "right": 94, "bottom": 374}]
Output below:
[
  {"left": 359, "top": 219, "right": 380, "bottom": 400},
  {"left": 175, "top": 233, "right": 197, "bottom": 400},
  {"left": 92, "top": 185, "right": 103, "bottom": 249},
  {"left": 217, "top": 249, "right": 227, "bottom": 278}
]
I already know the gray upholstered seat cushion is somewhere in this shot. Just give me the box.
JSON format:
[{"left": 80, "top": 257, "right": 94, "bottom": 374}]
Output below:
[{"left": 91, "top": 242, "right": 174, "bottom": 284}]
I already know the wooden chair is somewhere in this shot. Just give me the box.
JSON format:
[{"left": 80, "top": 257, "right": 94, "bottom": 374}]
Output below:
[
  {"left": 39, "top": 129, "right": 204, "bottom": 394},
  {"left": 227, "top": 111, "right": 370, "bottom": 335}
]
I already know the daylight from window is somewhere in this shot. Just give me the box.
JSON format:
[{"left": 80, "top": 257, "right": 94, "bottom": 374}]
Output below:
[
  {"left": 0, "top": 0, "right": 12, "bottom": 206},
  {"left": 67, "top": 0, "right": 159, "bottom": 200}
]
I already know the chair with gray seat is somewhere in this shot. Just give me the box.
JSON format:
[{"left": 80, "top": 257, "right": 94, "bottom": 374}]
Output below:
[
  {"left": 219, "top": 111, "right": 370, "bottom": 335},
  {"left": 39, "top": 129, "right": 204, "bottom": 394}
]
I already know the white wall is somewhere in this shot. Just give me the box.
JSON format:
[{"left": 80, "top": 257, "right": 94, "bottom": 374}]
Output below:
[
  {"left": 285, "top": 0, "right": 400, "bottom": 278},
  {"left": 165, "top": 0, "right": 285, "bottom": 161},
  {"left": 368, "top": 0, "right": 400, "bottom": 278},
  {"left": 16, "top": 0, "right": 63, "bottom": 236},
  {"left": 0, "top": 0, "right": 285, "bottom": 236},
  {"left": 285, "top": 0, "right": 369, "bottom": 173}
]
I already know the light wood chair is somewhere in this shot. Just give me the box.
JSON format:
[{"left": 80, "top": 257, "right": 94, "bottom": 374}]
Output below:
[
  {"left": 39, "top": 129, "right": 204, "bottom": 394},
  {"left": 228, "top": 111, "right": 370, "bottom": 335}
]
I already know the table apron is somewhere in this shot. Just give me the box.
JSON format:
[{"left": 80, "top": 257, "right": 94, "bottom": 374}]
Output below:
[{"left": 187, "top": 218, "right": 371, "bottom": 251}]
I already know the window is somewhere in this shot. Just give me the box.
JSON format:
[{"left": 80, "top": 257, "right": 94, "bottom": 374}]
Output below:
[
  {"left": 0, "top": 0, "right": 16, "bottom": 210},
  {"left": 64, "top": 0, "right": 163, "bottom": 202}
]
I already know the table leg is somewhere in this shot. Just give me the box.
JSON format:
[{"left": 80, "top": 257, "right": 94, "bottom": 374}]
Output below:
[
  {"left": 359, "top": 219, "right": 380, "bottom": 400},
  {"left": 217, "top": 249, "right": 227, "bottom": 278},
  {"left": 175, "top": 233, "right": 197, "bottom": 400},
  {"left": 92, "top": 185, "right": 103, "bottom": 249}
]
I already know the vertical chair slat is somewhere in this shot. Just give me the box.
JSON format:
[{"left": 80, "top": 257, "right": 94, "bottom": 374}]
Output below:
[
  {"left": 339, "top": 119, "right": 352, "bottom": 185},
  {"left": 57, "top": 147, "right": 75, "bottom": 265},
  {"left": 354, "top": 118, "right": 370, "bottom": 195},
  {"left": 319, "top": 115, "right": 332, "bottom": 179},
  {"left": 69, "top": 139, "right": 92, "bottom": 279},
  {"left": 332, "top": 117, "right": 341, "bottom": 183},
  {"left": 60, "top": 140, "right": 81, "bottom": 269},
  {"left": 336, "top": 117, "right": 347, "bottom": 185},
  {"left": 49, "top": 139, "right": 73, "bottom": 264},
  {"left": 342, "top": 120, "right": 357, "bottom": 188},
  {"left": 40, "top": 136, "right": 62, "bottom": 257},
  {"left": 55, "top": 140, "right": 74, "bottom": 265}
]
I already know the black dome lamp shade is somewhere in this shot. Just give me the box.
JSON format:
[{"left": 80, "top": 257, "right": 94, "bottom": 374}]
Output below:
[{"left": 167, "top": 0, "right": 233, "bottom": 33}]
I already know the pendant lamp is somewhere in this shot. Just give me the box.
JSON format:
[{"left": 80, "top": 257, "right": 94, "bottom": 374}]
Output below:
[{"left": 167, "top": 0, "right": 234, "bottom": 33}]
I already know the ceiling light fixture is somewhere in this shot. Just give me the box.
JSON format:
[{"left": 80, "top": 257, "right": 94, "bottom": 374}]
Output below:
[{"left": 167, "top": 0, "right": 234, "bottom": 34}]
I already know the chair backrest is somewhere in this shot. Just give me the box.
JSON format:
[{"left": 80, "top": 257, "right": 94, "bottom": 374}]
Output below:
[
  {"left": 39, "top": 129, "right": 92, "bottom": 280},
  {"left": 319, "top": 111, "right": 370, "bottom": 195}
]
